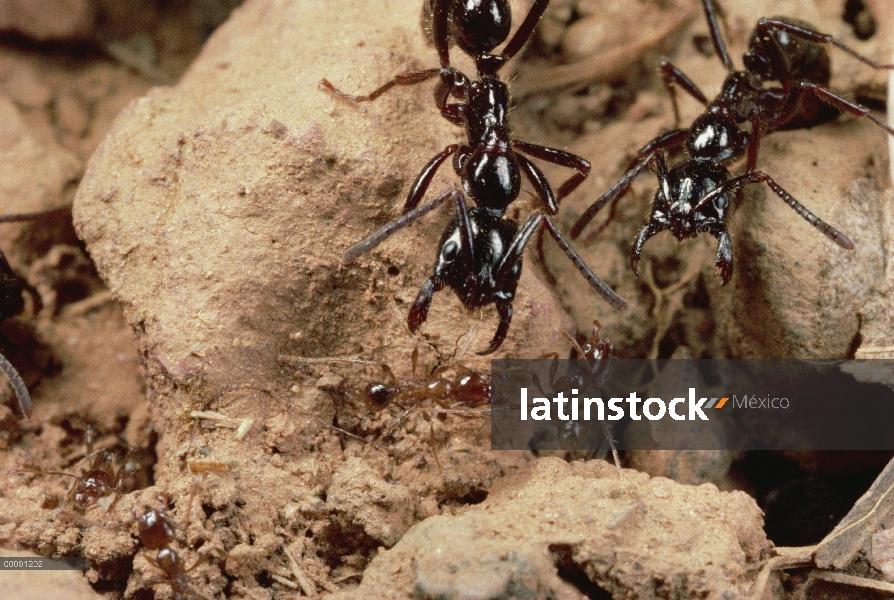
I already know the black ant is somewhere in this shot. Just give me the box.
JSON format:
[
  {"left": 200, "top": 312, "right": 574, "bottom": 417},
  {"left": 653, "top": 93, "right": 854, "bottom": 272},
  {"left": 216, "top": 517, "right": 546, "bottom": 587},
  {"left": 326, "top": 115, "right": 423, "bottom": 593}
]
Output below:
[
  {"left": 325, "top": 0, "right": 627, "bottom": 354},
  {"left": 569, "top": 0, "right": 894, "bottom": 284},
  {"left": 7, "top": 431, "right": 143, "bottom": 520},
  {"left": 536, "top": 320, "right": 621, "bottom": 470},
  {"left": 0, "top": 208, "right": 64, "bottom": 418}
]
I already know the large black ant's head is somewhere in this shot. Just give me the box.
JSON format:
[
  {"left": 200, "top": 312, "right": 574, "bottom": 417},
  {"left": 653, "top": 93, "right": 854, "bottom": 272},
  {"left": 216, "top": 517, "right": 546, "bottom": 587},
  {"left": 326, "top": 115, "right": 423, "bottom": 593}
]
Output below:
[
  {"left": 654, "top": 158, "right": 731, "bottom": 241},
  {"left": 405, "top": 203, "right": 521, "bottom": 354},
  {"left": 431, "top": 206, "right": 520, "bottom": 312},
  {"left": 633, "top": 157, "right": 732, "bottom": 276}
]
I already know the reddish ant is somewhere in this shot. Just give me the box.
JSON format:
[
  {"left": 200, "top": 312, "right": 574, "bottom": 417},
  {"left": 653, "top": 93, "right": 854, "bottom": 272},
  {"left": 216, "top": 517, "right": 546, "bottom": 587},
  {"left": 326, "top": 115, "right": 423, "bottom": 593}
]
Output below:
[
  {"left": 286, "top": 329, "right": 492, "bottom": 473},
  {"left": 125, "top": 480, "right": 225, "bottom": 600},
  {"left": 7, "top": 432, "right": 143, "bottom": 520},
  {"left": 362, "top": 358, "right": 492, "bottom": 472}
]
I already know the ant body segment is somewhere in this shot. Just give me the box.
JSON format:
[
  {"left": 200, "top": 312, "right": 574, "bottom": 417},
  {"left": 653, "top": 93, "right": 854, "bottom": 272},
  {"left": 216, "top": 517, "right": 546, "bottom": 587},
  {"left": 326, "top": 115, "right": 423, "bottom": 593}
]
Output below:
[
  {"left": 570, "top": 0, "right": 894, "bottom": 284},
  {"left": 326, "top": 0, "right": 627, "bottom": 353}
]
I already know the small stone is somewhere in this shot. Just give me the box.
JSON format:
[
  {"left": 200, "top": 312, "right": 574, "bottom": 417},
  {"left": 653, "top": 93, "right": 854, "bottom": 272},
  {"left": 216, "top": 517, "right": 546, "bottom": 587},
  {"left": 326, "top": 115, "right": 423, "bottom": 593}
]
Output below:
[
  {"left": 55, "top": 93, "right": 89, "bottom": 137},
  {"left": 4, "top": 67, "right": 52, "bottom": 109}
]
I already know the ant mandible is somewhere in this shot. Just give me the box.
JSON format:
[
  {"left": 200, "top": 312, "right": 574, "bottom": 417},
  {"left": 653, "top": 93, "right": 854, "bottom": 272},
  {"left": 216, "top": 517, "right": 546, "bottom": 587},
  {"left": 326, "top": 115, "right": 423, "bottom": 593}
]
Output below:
[
  {"left": 570, "top": 0, "right": 894, "bottom": 284},
  {"left": 326, "top": 0, "right": 627, "bottom": 354}
]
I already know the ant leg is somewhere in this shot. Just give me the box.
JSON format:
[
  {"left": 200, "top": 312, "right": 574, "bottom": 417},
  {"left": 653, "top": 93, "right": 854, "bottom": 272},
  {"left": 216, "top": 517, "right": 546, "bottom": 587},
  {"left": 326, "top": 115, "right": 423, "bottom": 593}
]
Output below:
[
  {"left": 501, "top": 0, "right": 552, "bottom": 61},
  {"left": 530, "top": 357, "right": 555, "bottom": 400},
  {"left": 775, "top": 81, "right": 894, "bottom": 137},
  {"left": 515, "top": 154, "right": 557, "bottom": 214},
  {"left": 570, "top": 131, "right": 686, "bottom": 240},
  {"left": 755, "top": 18, "right": 894, "bottom": 72},
  {"left": 541, "top": 216, "right": 629, "bottom": 310},
  {"left": 0, "top": 209, "right": 66, "bottom": 223},
  {"left": 434, "top": 68, "right": 470, "bottom": 125},
  {"left": 452, "top": 189, "right": 476, "bottom": 270},
  {"left": 631, "top": 223, "right": 661, "bottom": 278},
  {"left": 0, "top": 352, "right": 30, "bottom": 417},
  {"left": 341, "top": 189, "right": 456, "bottom": 263},
  {"left": 421, "top": 410, "right": 443, "bottom": 474},
  {"left": 658, "top": 60, "right": 709, "bottom": 127},
  {"left": 320, "top": 69, "right": 440, "bottom": 102},
  {"left": 408, "top": 278, "right": 445, "bottom": 333},
  {"left": 625, "top": 129, "right": 688, "bottom": 170},
  {"left": 431, "top": 0, "right": 451, "bottom": 67},
  {"left": 696, "top": 171, "right": 855, "bottom": 249},
  {"left": 713, "top": 229, "right": 734, "bottom": 285},
  {"left": 7, "top": 467, "right": 81, "bottom": 479},
  {"left": 581, "top": 190, "right": 624, "bottom": 244},
  {"left": 403, "top": 145, "right": 459, "bottom": 213},
  {"left": 745, "top": 112, "right": 764, "bottom": 173},
  {"left": 511, "top": 140, "right": 591, "bottom": 201},
  {"left": 699, "top": 0, "right": 734, "bottom": 71},
  {"left": 600, "top": 421, "right": 623, "bottom": 473}
]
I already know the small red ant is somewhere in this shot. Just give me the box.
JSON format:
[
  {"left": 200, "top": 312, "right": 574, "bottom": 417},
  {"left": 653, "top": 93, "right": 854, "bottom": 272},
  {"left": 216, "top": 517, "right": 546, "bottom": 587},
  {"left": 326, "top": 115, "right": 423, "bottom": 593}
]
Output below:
[
  {"left": 361, "top": 358, "right": 492, "bottom": 472},
  {"left": 286, "top": 329, "right": 492, "bottom": 474},
  {"left": 7, "top": 432, "right": 142, "bottom": 520},
  {"left": 125, "top": 480, "right": 225, "bottom": 600}
]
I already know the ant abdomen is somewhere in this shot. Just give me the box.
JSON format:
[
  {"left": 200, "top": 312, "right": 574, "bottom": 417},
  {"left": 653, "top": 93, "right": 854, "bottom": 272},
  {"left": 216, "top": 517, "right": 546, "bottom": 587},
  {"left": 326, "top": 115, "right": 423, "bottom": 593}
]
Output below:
[
  {"left": 451, "top": 0, "right": 512, "bottom": 56},
  {"left": 743, "top": 17, "right": 831, "bottom": 85}
]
